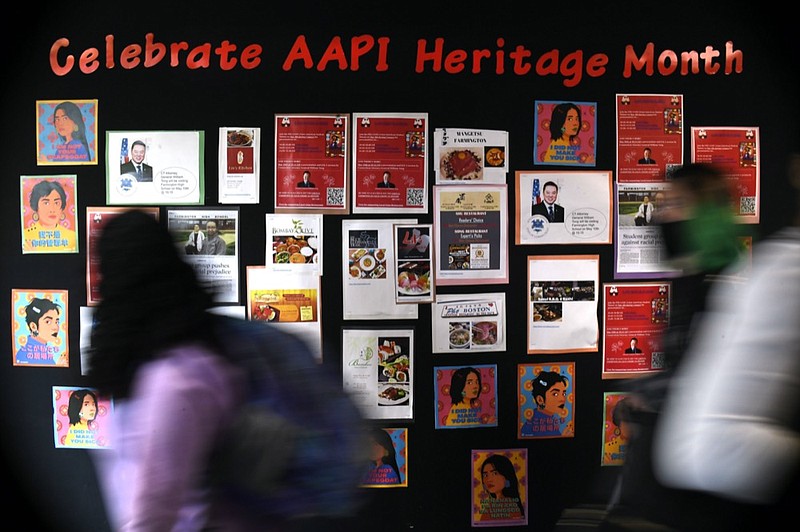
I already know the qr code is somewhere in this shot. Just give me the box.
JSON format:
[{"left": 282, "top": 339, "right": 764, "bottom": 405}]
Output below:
[
  {"left": 326, "top": 187, "right": 344, "bottom": 206},
  {"left": 406, "top": 188, "right": 425, "bottom": 206},
  {"left": 739, "top": 196, "right": 756, "bottom": 215},
  {"left": 651, "top": 351, "right": 665, "bottom": 369}
]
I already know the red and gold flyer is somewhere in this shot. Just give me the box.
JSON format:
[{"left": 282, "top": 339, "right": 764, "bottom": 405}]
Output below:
[
  {"left": 20, "top": 174, "right": 79, "bottom": 254},
  {"left": 52, "top": 386, "right": 113, "bottom": 449},
  {"left": 691, "top": 126, "right": 760, "bottom": 224},
  {"left": 471, "top": 448, "right": 528, "bottom": 527},
  {"left": 352, "top": 112, "right": 428, "bottom": 214},
  {"left": 601, "top": 392, "right": 632, "bottom": 466},
  {"left": 274, "top": 113, "right": 349, "bottom": 213},
  {"left": 616, "top": 94, "right": 684, "bottom": 183},
  {"left": 602, "top": 282, "right": 671, "bottom": 379}
]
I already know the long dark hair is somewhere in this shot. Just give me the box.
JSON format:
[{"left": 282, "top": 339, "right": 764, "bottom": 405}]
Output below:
[
  {"left": 481, "top": 454, "right": 524, "bottom": 516},
  {"left": 88, "top": 209, "right": 215, "bottom": 398},
  {"left": 53, "top": 101, "right": 91, "bottom": 159},
  {"left": 370, "top": 428, "right": 400, "bottom": 482}
]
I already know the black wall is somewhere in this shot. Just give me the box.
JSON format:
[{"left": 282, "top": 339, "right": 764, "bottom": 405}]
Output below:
[{"left": 2, "top": 3, "right": 799, "bottom": 531}]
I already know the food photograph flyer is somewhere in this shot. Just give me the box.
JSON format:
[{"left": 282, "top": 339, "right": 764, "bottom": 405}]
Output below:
[
  {"left": 246, "top": 267, "right": 322, "bottom": 361},
  {"left": 517, "top": 362, "right": 575, "bottom": 440},
  {"left": 433, "top": 127, "right": 509, "bottom": 184},
  {"left": 265, "top": 213, "right": 322, "bottom": 276},
  {"left": 602, "top": 282, "right": 671, "bottom": 379},
  {"left": 352, "top": 112, "right": 429, "bottom": 214},
  {"left": 394, "top": 223, "right": 434, "bottom": 304},
  {"left": 218, "top": 126, "right": 260, "bottom": 204},
  {"left": 433, "top": 184, "right": 509, "bottom": 285},
  {"left": 341, "top": 328, "right": 414, "bottom": 421},
  {"left": 342, "top": 219, "right": 419, "bottom": 320},
  {"left": 431, "top": 292, "right": 506, "bottom": 353},
  {"left": 691, "top": 126, "right": 760, "bottom": 224},
  {"left": 533, "top": 100, "right": 597, "bottom": 167},
  {"left": 601, "top": 391, "right": 632, "bottom": 467},
  {"left": 52, "top": 386, "right": 113, "bottom": 450},
  {"left": 105, "top": 130, "right": 205, "bottom": 205},
  {"left": 36, "top": 98, "right": 98, "bottom": 166},
  {"left": 471, "top": 448, "right": 528, "bottom": 527},
  {"left": 12, "top": 288, "right": 69, "bottom": 367},
  {"left": 515, "top": 170, "right": 612, "bottom": 245},
  {"left": 20, "top": 174, "right": 79, "bottom": 254},
  {"left": 616, "top": 93, "right": 684, "bottom": 183},
  {"left": 527, "top": 255, "right": 599, "bottom": 354},
  {"left": 360, "top": 427, "right": 408, "bottom": 488},
  {"left": 434, "top": 364, "right": 498, "bottom": 430},
  {"left": 273, "top": 113, "right": 349, "bottom": 213},
  {"left": 167, "top": 207, "right": 240, "bottom": 304}
]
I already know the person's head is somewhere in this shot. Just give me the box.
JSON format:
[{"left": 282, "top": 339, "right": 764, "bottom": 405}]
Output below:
[
  {"left": 23, "top": 297, "right": 61, "bottom": 342},
  {"left": 643, "top": 147, "right": 652, "bottom": 159},
  {"left": 611, "top": 397, "right": 633, "bottom": 441},
  {"left": 382, "top": 171, "right": 391, "bottom": 183},
  {"left": 629, "top": 337, "right": 638, "bottom": 350},
  {"left": 449, "top": 367, "right": 482, "bottom": 406},
  {"left": 193, "top": 224, "right": 200, "bottom": 233},
  {"left": 549, "top": 103, "right": 581, "bottom": 141},
  {"left": 89, "top": 209, "right": 214, "bottom": 398},
  {"left": 541, "top": 181, "right": 559, "bottom": 205},
  {"left": 368, "top": 428, "right": 400, "bottom": 480},
  {"left": 29, "top": 180, "right": 68, "bottom": 228},
  {"left": 642, "top": 196, "right": 650, "bottom": 205},
  {"left": 130, "top": 140, "right": 147, "bottom": 164},
  {"left": 52, "top": 101, "right": 86, "bottom": 143},
  {"left": 206, "top": 220, "right": 218, "bottom": 237},
  {"left": 302, "top": 170, "right": 311, "bottom": 182},
  {"left": 67, "top": 389, "right": 98, "bottom": 425},
  {"left": 481, "top": 454, "right": 522, "bottom": 506},
  {"left": 531, "top": 371, "right": 569, "bottom": 415}
]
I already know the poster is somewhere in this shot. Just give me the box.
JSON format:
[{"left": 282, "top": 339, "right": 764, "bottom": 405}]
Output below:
[
  {"left": 394, "top": 223, "right": 434, "bottom": 304},
  {"left": 341, "top": 328, "right": 414, "bottom": 421},
  {"left": 360, "top": 427, "right": 408, "bottom": 488},
  {"left": 602, "top": 282, "right": 671, "bottom": 379},
  {"left": 105, "top": 130, "right": 204, "bottom": 205},
  {"left": 12, "top": 288, "right": 69, "bottom": 367},
  {"left": 52, "top": 386, "right": 113, "bottom": 449},
  {"left": 218, "top": 127, "right": 260, "bottom": 204},
  {"left": 527, "top": 255, "right": 599, "bottom": 354},
  {"left": 431, "top": 292, "right": 507, "bottom": 353},
  {"left": 433, "top": 184, "right": 509, "bottom": 285},
  {"left": 274, "top": 114, "right": 349, "bottom": 213},
  {"left": 167, "top": 207, "right": 240, "bottom": 304},
  {"left": 265, "top": 213, "right": 323, "bottom": 276},
  {"left": 515, "top": 170, "right": 613, "bottom": 245},
  {"left": 352, "top": 112, "right": 429, "bottom": 214},
  {"left": 534, "top": 100, "right": 597, "bottom": 166},
  {"left": 616, "top": 94, "right": 684, "bottom": 183},
  {"left": 434, "top": 364, "right": 498, "bottom": 429},
  {"left": 601, "top": 392, "right": 632, "bottom": 466},
  {"left": 36, "top": 99, "right": 98, "bottom": 165},
  {"left": 517, "top": 362, "right": 575, "bottom": 439},
  {"left": 433, "top": 127, "right": 509, "bottom": 184},
  {"left": 471, "top": 448, "right": 528, "bottom": 527},
  {"left": 20, "top": 174, "right": 79, "bottom": 254}
]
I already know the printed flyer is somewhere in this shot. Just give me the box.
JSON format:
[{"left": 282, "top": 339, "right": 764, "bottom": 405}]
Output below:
[
  {"left": 218, "top": 126, "right": 260, "bottom": 204},
  {"left": 360, "top": 427, "right": 408, "bottom": 488},
  {"left": 12, "top": 288, "right": 69, "bottom": 367},
  {"left": 52, "top": 386, "right": 113, "bottom": 449},
  {"left": 602, "top": 392, "right": 632, "bottom": 466},
  {"left": 517, "top": 362, "right": 575, "bottom": 439},
  {"left": 20, "top": 174, "right": 79, "bottom": 254},
  {"left": 534, "top": 100, "right": 597, "bottom": 167},
  {"left": 431, "top": 292, "right": 507, "bottom": 353},
  {"left": 36, "top": 99, "right": 98, "bottom": 166},
  {"left": 433, "top": 127, "right": 509, "bottom": 184},
  {"left": 471, "top": 448, "right": 528, "bottom": 527},
  {"left": 394, "top": 223, "right": 434, "bottom": 304},
  {"left": 434, "top": 364, "right": 498, "bottom": 429},
  {"left": 265, "top": 213, "right": 323, "bottom": 276}
]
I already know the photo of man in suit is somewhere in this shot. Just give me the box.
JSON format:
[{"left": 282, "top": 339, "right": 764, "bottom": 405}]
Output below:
[
  {"left": 377, "top": 170, "right": 396, "bottom": 188},
  {"left": 297, "top": 170, "right": 316, "bottom": 188},
  {"left": 530, "top": 180, "right": 565, "bottom": 222},
  {"left": 624, "top": 337, "right": 643, "bottom": 354},
  {"left": 638, "top": 147, "right": 656, "bottom": 164},
  {"left": 120, "top": 140, "right": 153, "bottom": 182}
]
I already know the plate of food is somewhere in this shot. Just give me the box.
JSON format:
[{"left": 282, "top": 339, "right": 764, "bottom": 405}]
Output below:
[
  {"left": 377, "top": 383, "right": 410, "bottom": 406},
  {"left": 471, "top": 321, "right": 498, "bottom": 345},
  {"left": 449, "top": 326, "right": 471, "bottom": 348},
  {"left": 397, "top": 270, "right": 430, "bottom": 295},
  {"left": 440, "top": 148, "right": 483, "bottom": 180},
  {"left": 359, "top": 254, "right": 377, "bottom": 272},
  {"left": 227, "top": 129, "right": 253, "bottom": 147}
]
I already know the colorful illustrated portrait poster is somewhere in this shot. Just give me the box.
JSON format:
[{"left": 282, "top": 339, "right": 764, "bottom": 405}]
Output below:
[
  {"left": 20, "top": 174, "right": 79, "bottom": 254},
  {"left": 602, "top": 282, "right": 671, "bottom": 379},
  {"left": 12, "top": 288, "right": 69, "bottom": 367},
  {"left": 219, "top": 126, "right": 261, "bottom": 204},
  {"left": 360, "top": 427, "right": 408, "bottom": 488},
  {"left": 394, "top": 223, "right": 434, "bottom": 304},
  {"left": 434, "top": 364, "right": 498, "bottom": 429},
  {"left": 517, "top": 362, "right": 575, "bottom": 439},
  {"left": 36, "top": 99, "right": 98, "bottom": 165},
  {"left": 471, "top": 448, "right": 528, "bottom": 527},
  {"left": 274, "top": 114, "right": 349, "bottom": 214},
  {"left": 602, "top": 392, "right": 632, "bottom": 466},
  {"left": 534, "top": 100, "right": 596, "bottom": 167},
  {"left": 431, "top": 292, "right": 507, "bottom": 353},
  {"left": 433, "top": 127, "right": 509, "bottom": 184},
  {"left": 265, "top": 213, "right": 323, "bottom": 276},
  {"left": 53, "top": 386, "right": 113, "bottom": 449}
]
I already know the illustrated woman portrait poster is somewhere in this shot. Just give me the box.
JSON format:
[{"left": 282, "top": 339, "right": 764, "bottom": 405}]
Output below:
[
  {"left": 52, "top": 386, "right": 113, "bottom": 449},
  {"left": 20, "top": 175, "right": 79, "bottom": 254},
  {"left": 471, "top": 448, "right": 528, "bottom": 527},
  {"left": 36, "top": 99, "right": 98, "bottom": 166},
  {"left": 517, "top": 362, "right": 575, "bottom": 439}
]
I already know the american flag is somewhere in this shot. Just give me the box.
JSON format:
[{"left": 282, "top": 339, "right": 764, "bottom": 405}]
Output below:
[
  {"left": 120, "top": 138, "right": 129, "bottom": 164},
  {"left": 532, "top": 178, "right": 541, "bottom": 204}
]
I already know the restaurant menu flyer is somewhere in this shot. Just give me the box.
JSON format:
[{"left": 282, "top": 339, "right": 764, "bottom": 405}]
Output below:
[
  {"left": 352, "top": 112, "right": 429, "bottom": 214},
  {"left": 52, "top": 386, "right": 113, "bottom": 449},
  {"left": 471, "top": 448, "right": 528, "bottom": 527},
  {"left": 691, "top": 126, "right": 760, "bottom": 224},
  {"left": 360, "top": 427, "right": 408, "bottom": 488},
  {"left": 265, "top": 213, "right": 322, "bottom": 276},
  {"left": 616, "top": 94, "right": 684, "bottom": 183},
  {"left": 517, "top": 362, "right": 575, "bottom": 440},
  {"left": 341, "top": 328, "right": 414, "bottom": 420},
  {"left": 527, "top": 255, "right": 599, "bottom": 354},
  {"left": 433, "top": 127, "right": 509, "bottom": 184},
  {"left": 245, "top": 266, "right": 322, "bottom": 361},
  {"left": 602, "top": 282, "right": 671, "bottom": 379},
  {"left": 602, "top": 391, "right": 632, "bottom": 466},
  {"left": 342, "top": 219, "right": 419, "bottom": 320},
  {"left": 273, "top": 113, "right": 349, "bottom": 213},
  {"left": 394, "top": 223, "right": 434, "bottom": 304},
  {"left": 218, "top": 126, "right": 260, "bottom": 204},
  {"left": 433, "top": 184, "right": 509, "bottom": 285},
  {"left": 431, "top": 292, "right": 507, "bottom": 353},
  {"left": 434, "top": 364, "right": 498, "bottom": 429}
]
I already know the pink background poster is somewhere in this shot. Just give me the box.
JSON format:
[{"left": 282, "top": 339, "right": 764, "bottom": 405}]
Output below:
[
  {"left": 52, "top": 386, "right": 113, "bottom": 449},
  {"left": 534, "top": 100, "right": 597, "bottom": 166},
  {"left": 434, "top": 364, "right": 498, "bottom": 429}
]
